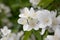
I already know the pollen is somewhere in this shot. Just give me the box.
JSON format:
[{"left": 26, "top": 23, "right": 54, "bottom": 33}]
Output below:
[{"left": 44, "top": 18, "right": 49, "bottom": 23}]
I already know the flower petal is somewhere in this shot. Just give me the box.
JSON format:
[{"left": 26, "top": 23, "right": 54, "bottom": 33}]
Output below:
[
  {"left": 57, "top": 15, "right": 60, "bottom": 24},
  {"left": 23, "top": 24, "right": 32, "bottom": 31},
  {"left": 29, "top": 0, "right": 40, "bottom": 6},
  {"left": 45, "top": 35, "right": 54, "bottom": 40},
  {"left": 39, "top": 24, "right": 47, "bottom": 28},
  {"left": 33, "top": 25, "right": 39, "bottom": 30},
  {"left": 17, "top": 18, "right": 27, "bottom": 25},
  {"left": 19, "top": 7, "right": 30, "bottom": 18},
  {"left": 40, "top": 28, "right": 46, "bottom": 35},
  {"left": 51, "top": 11, "right": 57, "bottom": 18},
  {"left": 30, "top": 7, "right": 35, "bottom": 14},
  {"left": 19, "top": 14, "right": 28, "bottom": 18}
]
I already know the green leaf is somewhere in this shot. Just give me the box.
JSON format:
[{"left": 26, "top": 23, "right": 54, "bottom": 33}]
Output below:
[
  {"left": 38, "top": 0, "right": 54, "bottom": 8},
  {"left": 32, "top": 30, "right": 41, "bottom": 40},
  {"left": 12, "top": 24, "right": 22, "bottom": 33},
  {"left": 23, "top": 31, "right": 32, "bottom": 40},
  {"left": 4, "top": 0, "right": 31, "bottom": 8},
  {"left": 43, "top": 30, "right": 48, "bottom": 40}
]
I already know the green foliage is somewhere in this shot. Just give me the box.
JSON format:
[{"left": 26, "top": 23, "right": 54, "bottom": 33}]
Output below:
[
  {"left": 38, "top": 0, "right": 54, "bottom": 8},
  {"left": 32, "top": 30, "right": 42, "bottom": 40},
  {"left": 23, "top": 31, "right": 32, "bottom": 40}
]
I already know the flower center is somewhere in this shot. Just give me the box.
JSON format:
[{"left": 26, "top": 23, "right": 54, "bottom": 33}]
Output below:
[
  {"left": 43, "top": 18, "right": 49, "bottom": 24},
  {"left": 24, "top": 13, "right": 29, "bottom": 18},
  {"left": 27, "top": 17, "right": 38, "bottom": 27}
]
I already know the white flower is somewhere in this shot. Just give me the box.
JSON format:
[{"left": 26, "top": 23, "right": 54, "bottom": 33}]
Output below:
[
  {"left": 0, "top": 31, "right": 24, "bottom": 40},
  {"left": 56, "top": 15, "right": 60, "bottom": 25},
  {"left": 0, "top": 9, "right": 2, "bottom": 12},
  {"left": 0, "top": 3, "right": 12, "bottom": 17},
  {"left": 19, "top": 7, "right": 38, "bottom": 19},
  {"left": 7, "top": 33, "right": 17, "bottom": 40},
  {"left": 50, "top": 10, "right": 57, "bottom": 18},
  {"left": 17, "top": 31, "right": 24, "bottom": 40},
  {"left": 54, "top": 27, "right": 60, "bottom": 38},
  {"left": 18, "top": 18, "right": 27, "bottom": 25},
  {"left": 29, "top": 0, "right": 40, "bottom": 7},
  {"left": 0, "top": 37, "right": 8, "bottom": 40},
  {"left": 38, "top": 10, "right": 52, "bottom": 35},
  {"left": 38, "top": 10, "right": 53, "bottom": 28},
  {"left": 45, "top": 28, "right": 60, "bottom": 40},
  {"left": 0, "top": 3, "right": 4, "bottom": 13},
  {"left": 0, "top": 33, "right": 16, "bottom": 40},
  {"left": 49, "top": 15, "right": 60, "bottom": 32},
  {"left": 40, "top": 28, "right": 46, "bottom": 35},
  {"left": 39, "top": 10, "right": 57, "bottom": 35},
  {"left": 18, "top": 7, "right": 40, "bottom": 31},
  {"left": 0, "top": 3, "right": 5, "bottom": 10},
  {"left": 0, "top": 3, "right": 10, "bottom": 13},
  {"left": 1, "top": 18, "right": 13, "bottom": 27},
  {"left": 1, "top": 26, "right": 11, "bottom": 36},
  {"left": 45, "top": 35, "right": 54, "bottom": 40}
]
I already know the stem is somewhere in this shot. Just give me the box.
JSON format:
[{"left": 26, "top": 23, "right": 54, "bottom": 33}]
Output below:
[{"left": 32, "top": 30, "right": 42, "bottom": 40}]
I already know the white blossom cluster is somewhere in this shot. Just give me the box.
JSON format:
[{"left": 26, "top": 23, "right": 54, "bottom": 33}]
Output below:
[
  {"left": 1, "top": 18, "right": 13, "bottom": 27},
  {"left": 0, "top": 3, "right": 13, "bottom": 27},
  {"left": 45, "top": 28, "right": 60, "bottom": 40},
  {"left": 0, "top": 3, "right": 12, "bottom": 17},
  {"left": 0, "top": 26, "right": 35, "bottom": 40},
  {"left": 29, "top": 0, "right": 40, "bottom": 7},
  {"left": 0, "top": 0, "right": 60, "bottom": 40},
  {"left": 18, "top": 7, "right": 60, "bottom": 40},
  {"left": 0, "top": 26, "right": 24, "bottom": 40}
]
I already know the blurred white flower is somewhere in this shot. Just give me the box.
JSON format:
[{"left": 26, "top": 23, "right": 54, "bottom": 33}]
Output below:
[
  {"left": 37, "top": 10, "right": 53, "bottom": 35},
  {"left": 7, "top": 33, "right": 18, "bottom": 40},
  {"left": 0, "top": 3, "right": 12, "bottom": 17},
  {"left": 1, "top": 18, "right": 13, "bottom": 27},
  {"left": 49, "top": 15, "right": 60, "bottom": 32},
  {"left": 0, "top": 31, "right": 24, "bottom": 40},
  {"left": 19, "top": 7, "right": 39, "bottom": 19},
  {"left": 40, "top": 28, "right": 46, "bottom": 35},
  {"left": 39, "top": 10, "right": 58, "bottom": 35},
  {"left": 0, "top": 3, "right": 5, "bottom": 11},
  {"left": 38, "top": 10, "right": 53, "bottom": 28},
  {"left": 45, "top": 35, "right": 54, "bottom": 40},
  {"left": 17, "top": 31, "right": 24, "bottom": 40},
  {"left": 18, "top": 7, "right": 40, "bottom": 31},
  {"left": 0, "top": 37, "right": 8, "bottom": 40},
  {"left": 56, "top": 15, "right": 60, "bottom": 25},
  {"left": 44, "top": 11, "right": 58, "bottom": 33},
  {"left": 45, "top": 28, "right": 60, "bottom": 40},
  {"left": 0, "top": 33, "right": 16, "bottom": 40},
  {"left": 50, "top": 10, "right": 57, "bottom": 18},
  {"left": 0, "top": 9, "right": 1, "bottom": 12},
  {"left": 1, "top": 26, "right": 11, "bottom": 36},
  {"left": 29, "top": 0, "right": 40, "bottom": 7}
]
